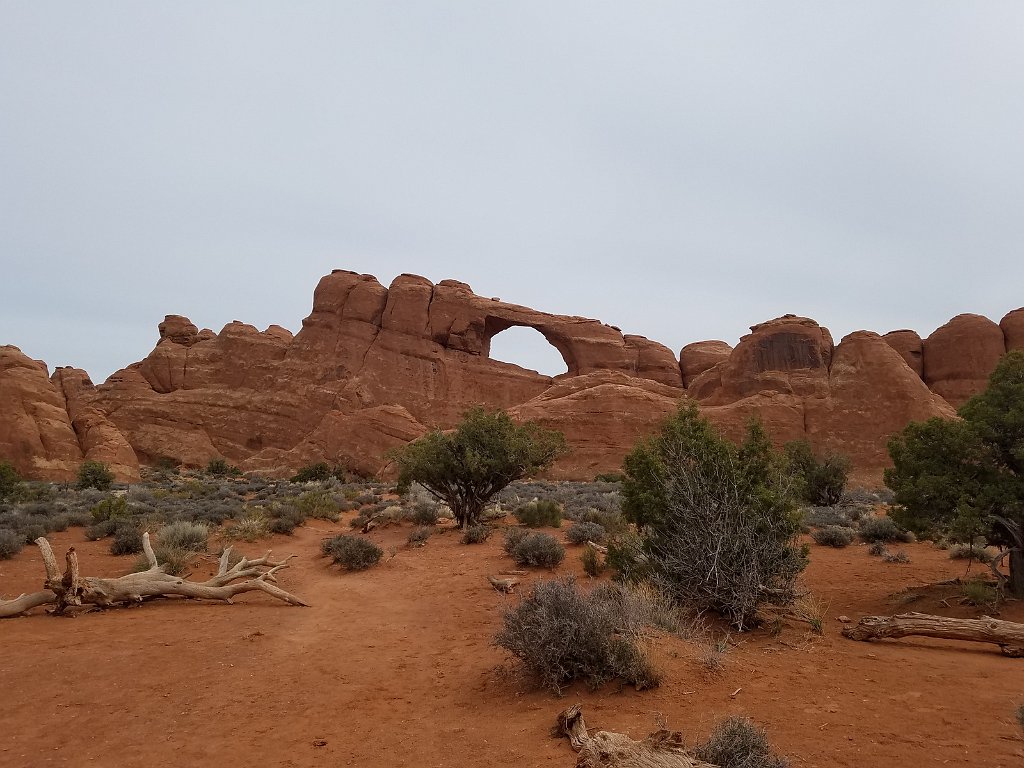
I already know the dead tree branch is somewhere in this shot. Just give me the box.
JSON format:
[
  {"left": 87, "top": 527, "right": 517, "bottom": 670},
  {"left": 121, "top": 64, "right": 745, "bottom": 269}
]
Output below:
[
  {"left": 842, "top": 611, "right": 1024, "bottom": 657},
  {"left": 0, "top": 534, "right": 309, "bottom": 618}
]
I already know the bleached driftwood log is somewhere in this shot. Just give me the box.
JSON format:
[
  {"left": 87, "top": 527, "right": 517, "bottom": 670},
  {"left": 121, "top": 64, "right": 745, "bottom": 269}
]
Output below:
[
  {"left": 556, "top": 706, "right": 718, "bottom": 768},
  {"left": 0, "top": 534, "right": 309, "bottom": 618},
  {"left": 842, "top": 611, "right": 1024, "bottom": 657}
]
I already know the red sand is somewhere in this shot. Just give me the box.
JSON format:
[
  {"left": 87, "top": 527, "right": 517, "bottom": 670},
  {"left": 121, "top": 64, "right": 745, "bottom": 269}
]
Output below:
[{"left": 1, "top": 521, "right": 1022, "bottom": 768}]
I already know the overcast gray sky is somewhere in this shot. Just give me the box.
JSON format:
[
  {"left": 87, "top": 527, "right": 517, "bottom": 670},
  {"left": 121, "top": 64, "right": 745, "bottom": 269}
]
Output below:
[{"left": 2, "top": 3, "right": 1022, "bottom": 380}]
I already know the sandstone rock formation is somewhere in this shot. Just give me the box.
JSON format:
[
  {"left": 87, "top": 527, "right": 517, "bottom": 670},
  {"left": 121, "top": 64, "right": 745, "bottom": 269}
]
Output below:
[
  {"left": 922, "top": 314, "right": 1006, "bottom": 408},
  {"left": 0, "top": 270, "right": 1019, "bottom": 485}
]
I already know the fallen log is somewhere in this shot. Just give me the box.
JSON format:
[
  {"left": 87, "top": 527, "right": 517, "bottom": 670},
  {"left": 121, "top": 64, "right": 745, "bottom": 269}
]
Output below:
[
  {"left": 0, "top": 534, "right": 309, "bottom": 618},
  {"left": 842, "top": 611, "right": 1024, "bottom": 657},
  {"left": 556, "top": 706, "right": 717, "bottom": 768}
]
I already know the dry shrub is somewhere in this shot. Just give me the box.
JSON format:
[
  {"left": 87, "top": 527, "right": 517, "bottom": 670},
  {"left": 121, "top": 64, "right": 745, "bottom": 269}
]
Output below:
[
  {"left": 0, "top": 528, "right": 23, "bottom": 559},
  {"left": 495, "top": 576, "right": 659, "bottom": 694},
  {"left": 565, "top": 520, "right": 607, "bottom": 545},
  {"left": 461, "top": 524, "right": 492, "bottom": 544},
  {"left": 810, "top": 525, "right": 855, "bottom": 548},
  {"left": 695, "top": 716, "right": 789, "bottom": 768},
  {"left": 507, "top": 530, "right": 564, "bottom": 568},
  {"left": 323, "top": 534, "right": 382, "bottom": 571},
  {"left": 407, "top": 526, "right": 432, "bottom": 547}
]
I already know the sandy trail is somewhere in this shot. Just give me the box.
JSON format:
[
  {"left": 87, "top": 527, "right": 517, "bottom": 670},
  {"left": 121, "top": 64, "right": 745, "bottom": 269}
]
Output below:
[{"left": 2, "top": 521, "right": 1022, "bottom": 768}]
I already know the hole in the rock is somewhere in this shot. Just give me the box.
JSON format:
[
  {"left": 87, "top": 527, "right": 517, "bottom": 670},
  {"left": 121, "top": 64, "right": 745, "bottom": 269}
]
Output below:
[{"left": 488, "top": 325, "right": 569, "bottom": 377}]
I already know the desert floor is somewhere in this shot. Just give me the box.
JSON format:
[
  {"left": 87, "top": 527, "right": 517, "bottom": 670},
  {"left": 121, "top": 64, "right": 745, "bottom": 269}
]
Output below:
[{"left": 2, "top": 517, "right": 1022, "bottom": 768}]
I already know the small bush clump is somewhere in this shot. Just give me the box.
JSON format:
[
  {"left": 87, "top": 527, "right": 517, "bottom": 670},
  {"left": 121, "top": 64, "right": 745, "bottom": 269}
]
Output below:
[
  {"left": 859, "top": 517, "right": 912, "bottom": 543},
  {"left": 77, "top": 460, "right": 114, "bottom": 491},
  {"left": 565, "top": 521, "right": 607, "bottom": 546},
  {"left": 694, "top": 716, "right": 789, "bottom": 768},
  {"left": 867, "top": 541, "right": 888, "bottom": 557},
  {"left": 291, "top": 462, "right": 345, "bottom": 483},
  {"left": 110, "top": 524, "right": 143, "bottom": 556},
  {"left": 0, "top": 462, "right": 22, "bottom": 501},
  {"left": 461, "top": 524, "right": 492, "bottom": 544},
  {"left": 810, "top": 525, "right": 855, "bottom": 548},
  {"left": 323, "top": 534, "right": 383, "bottom": 570},
  {"left": 205, "top": 457, "right": 240, "bottom": 476},
  {"left": 155, "top": 520, "right": 209, "bottom": 553},
  {"left": 882, "top": 549, "right": 911, "bottom": 564},
  {"left": 294, "top": 489, "right": 340, "bottom": 521},
  {"left": 0, "top": 528, "right": 23, "bottom": 559},
  {"left": 948, "top": 543, "right": 990, "bottom": 561},
  {"left": 495, "top": 576, "right": 659, "bottom": 693},
  {"left": 508, "top": 530, "right": 565, "bottom": 568},
  {"left": 581, "top": 546, "right": 605, "bottom": 577},
  {"left": 90, "top": 495, "right": 129, "bottom": 522},
  {"left": 85, "top": 519, "right": 119, "bottom": 541},
  {"left": 514, "top": 500, "right": 562, "bottom": 528},
  {"left": 227, "top": 513, "right": 270, "bottom": 541},
  {"left": 407, "top": 526, "right": 432, "bottom": 546},
  {"left": 406, "top": 501, "right": 439, "bottom": 526}
]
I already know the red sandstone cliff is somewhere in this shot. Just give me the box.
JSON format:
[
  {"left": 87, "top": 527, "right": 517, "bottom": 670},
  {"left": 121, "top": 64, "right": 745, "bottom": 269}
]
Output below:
[{"left": 0, "top": 270, "right": 1018, "bottom": 485}]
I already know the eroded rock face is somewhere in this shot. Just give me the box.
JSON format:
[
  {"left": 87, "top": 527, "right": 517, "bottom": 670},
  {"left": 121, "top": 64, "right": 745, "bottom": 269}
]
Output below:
[
  {"left": 882, "top": 330, "right": 924, "bottom": 377},
  {"left": 679, "top": 341, "right": 732, "bottom": 387},
  {"left": 1, "top": 271, "right": 1020, "bottom": 485},
  {"left": 1002, "top": 308, "right": 1024, "bottom": 352},
  {"left": 923, "top": 314, "right": 1006, "bottom": 408},
  {"left": 0, "top": 346, "right": 82, "bottom": 479}
]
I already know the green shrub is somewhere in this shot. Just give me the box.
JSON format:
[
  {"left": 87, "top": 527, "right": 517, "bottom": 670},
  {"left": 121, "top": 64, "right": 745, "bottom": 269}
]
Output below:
[
  {"left": 462, "top": 524, "right": 492, "bottom": 544},
  {"left": 622, "top": 406, "right": 806, "bottom": 630},
  {"left": 391, "top": 407, "right": 567, "bottom": 527},
  {"left": 859, "top": 517, "right": 911, "bottom": 543},
  {"left": 581, "top": 546, "right": 605, "bottom": 577},
  {"left": 694, "top": 716, "right": 789, "bottom": 768},
  {"left": 155, "top": 520, "right": 208, "bottom": 553},
  {"left": 290, "top": 462, "right": 338, "bottom": 483},
  {"left": 811, "top": 525, "right": 855, "bottom": 548},
  {"left": 509, "top": 531, "right": 565, "bottom": 568},
  {"left": 566, "top": 521, "right": 606, "bottom": 545},
  {"left": 514, "top": 500, "right": 563, "bottom": 528},
  {"left": 406, "top": 501, "right": 439, "bottom": 526},
  {"left": 785, "top": 440, "right": 850, "bottom": 506},
  {"left": 593, "top": 472, "right": 625, "bottom": 483},
  {"left": 135, "top": 546, "right": 193, "bottom": 576},
  {"left": 110, "top": 524, "right": 144, "bottom": 556},
  {"left": 90, "top": 495, "right": 129, "bottom": 522},
  {"left": 495, "top": 576, "right": 659, "bottom": 693},
  {"left": 227, "top": 513, "right": 270, "bottom": 541},
  {"left": 77, "top": 460, "right": 114, "bottom": 491},
  {"left": 294, "top": 489, "right": 340, "bottom": 521},
  {"left": 323, "top": 534, "right": 383, "bottom": 570},
  {"left": 85, "top": 519, "right": 119, "bottom": 540},
  {"left": 0, "top": 528, "right": 23, "bottom": 559},
  {"left": 0, "top": 462, "right": 22, "bottom": 501},
  {"left": 206, "top": 457, "right": 241, "bottom": 476}
]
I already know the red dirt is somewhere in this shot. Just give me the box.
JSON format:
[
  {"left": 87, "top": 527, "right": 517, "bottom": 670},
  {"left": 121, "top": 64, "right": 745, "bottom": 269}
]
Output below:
[{"left": 1, "top": 521, "right": 1022, "bottom": 768}]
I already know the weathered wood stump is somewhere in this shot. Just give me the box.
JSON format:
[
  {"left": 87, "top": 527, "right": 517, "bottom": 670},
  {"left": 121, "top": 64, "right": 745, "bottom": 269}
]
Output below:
[
  {"left": 556, "top": 706, "right": 718, "bottom": 768},
  {"left": 842, "top": 611, "right": 1024, "bottom": 657}
]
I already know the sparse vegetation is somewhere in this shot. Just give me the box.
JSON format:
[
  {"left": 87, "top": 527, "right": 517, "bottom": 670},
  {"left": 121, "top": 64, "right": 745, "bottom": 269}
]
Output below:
[
  {"left": 407, "top": 526, "right": 432, "bottom": 546},
  {"left": 110, "top": 523, "right": 143, "bottom": 555},
  {"left": 0, "top": 462, "right": 22, "bottom": 501},
  {"left": 323, "top": 534, "right": 383, "bottom": 571},
  {"left": 291, "top": 462, "right": 345, "bottom": 483},
  {"left": 392, "top": 407, "right": 567, "bottom": 528},
  {"left": 461, "top": 524, "right": 492, "bottom": 544},
  {"left": 156, "top": 520, "right": 209, "bottom": 553},
  {"left": 581, "top": 546, "right": 604, "bottom": 577},
  {"left": 205, "top": 457, "right": 240, "bottom": 476},
  {"left": 77, "top": 460, "right": 114, "bottom": 491},
  {"left": 494, "top": 576, "right": 660, "bottom": 693},
  {"left": 293, "top": 489, "right": 340, "bottom": 521},
  {"left": 882, "top": 549, "right": 911, "bottom": 564}
]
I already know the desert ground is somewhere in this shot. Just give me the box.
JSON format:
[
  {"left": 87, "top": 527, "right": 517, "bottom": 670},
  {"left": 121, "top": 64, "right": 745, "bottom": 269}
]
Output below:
[{"left": 1, "top": 493, "right": 1022, "bottom": 768}]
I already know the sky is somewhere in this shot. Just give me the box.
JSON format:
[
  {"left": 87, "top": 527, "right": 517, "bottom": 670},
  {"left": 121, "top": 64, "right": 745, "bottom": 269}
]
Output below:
[{"left": 2, "top": 3, "right": 1023, "bottom": 381}]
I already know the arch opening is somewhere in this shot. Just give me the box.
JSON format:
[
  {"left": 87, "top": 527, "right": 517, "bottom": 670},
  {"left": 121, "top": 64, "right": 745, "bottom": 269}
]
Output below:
[{"left": 486, "top": 324, "right": 570, "bottom": 377}]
